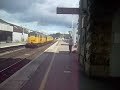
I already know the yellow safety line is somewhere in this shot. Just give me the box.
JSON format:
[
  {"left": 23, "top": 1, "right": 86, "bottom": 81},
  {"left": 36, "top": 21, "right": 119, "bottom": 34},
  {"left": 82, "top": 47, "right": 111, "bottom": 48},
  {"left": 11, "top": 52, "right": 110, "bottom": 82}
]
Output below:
[{"left": 39, "top": 45, "right": 58, "bottom": 90}]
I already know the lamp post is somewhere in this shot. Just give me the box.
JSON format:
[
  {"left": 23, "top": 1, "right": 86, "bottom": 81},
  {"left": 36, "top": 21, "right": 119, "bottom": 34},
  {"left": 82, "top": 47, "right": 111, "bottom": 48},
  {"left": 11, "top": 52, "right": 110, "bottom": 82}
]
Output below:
[{"left": 21, "top": 25, "right": 26, "bottom": 42}]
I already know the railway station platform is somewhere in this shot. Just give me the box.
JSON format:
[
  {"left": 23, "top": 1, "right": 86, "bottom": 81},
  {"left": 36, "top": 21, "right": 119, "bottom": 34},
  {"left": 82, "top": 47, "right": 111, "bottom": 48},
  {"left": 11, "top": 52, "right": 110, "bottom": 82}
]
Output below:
[
  {"left": 0, "top": 42, "right": 26, "bottom": 49},
  {"left": 0, "top": 40, "right": 118, "bottom": 90}
]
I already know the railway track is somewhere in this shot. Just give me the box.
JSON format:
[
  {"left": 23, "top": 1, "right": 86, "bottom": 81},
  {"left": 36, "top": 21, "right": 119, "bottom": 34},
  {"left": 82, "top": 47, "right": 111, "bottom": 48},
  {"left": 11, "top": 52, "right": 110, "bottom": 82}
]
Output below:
[
  {"left": 0, "top": 45, "right": 25, "bottom": 56},
  {"left": 0, "top": 58, "right": 29, "bottom": 83},
  {"left": 0, "top": 41, "right": 56, "bottom": 84}
]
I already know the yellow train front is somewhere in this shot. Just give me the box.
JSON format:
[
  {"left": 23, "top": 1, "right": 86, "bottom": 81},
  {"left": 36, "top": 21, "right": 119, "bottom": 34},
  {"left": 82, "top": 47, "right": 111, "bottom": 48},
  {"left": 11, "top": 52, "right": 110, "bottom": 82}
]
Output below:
[
  {"left": 25, "top": 31, "right": 54, "bottom": 48},
  {"left": 46, "top": 36, "right": 54, "bottom": 43}
]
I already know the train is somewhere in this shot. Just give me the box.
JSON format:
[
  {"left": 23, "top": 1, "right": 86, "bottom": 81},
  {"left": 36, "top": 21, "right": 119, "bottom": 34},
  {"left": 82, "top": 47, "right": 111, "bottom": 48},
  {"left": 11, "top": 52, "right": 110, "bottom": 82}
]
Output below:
[{"left": 25, "top": 31, "right": 54, "bottom": 48}]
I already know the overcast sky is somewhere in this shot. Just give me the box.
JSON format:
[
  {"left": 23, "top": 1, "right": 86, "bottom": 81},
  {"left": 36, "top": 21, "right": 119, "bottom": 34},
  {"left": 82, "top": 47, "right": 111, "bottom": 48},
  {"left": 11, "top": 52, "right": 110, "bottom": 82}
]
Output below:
[{"left": 0, "top": 0, "right": 79, "bottom": 34}]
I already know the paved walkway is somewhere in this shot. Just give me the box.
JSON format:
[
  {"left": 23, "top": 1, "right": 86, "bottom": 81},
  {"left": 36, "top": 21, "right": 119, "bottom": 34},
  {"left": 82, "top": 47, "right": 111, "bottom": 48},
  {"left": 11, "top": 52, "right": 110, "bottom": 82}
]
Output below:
[
  {"left": 0, "top": 40, "right": 119, "bottom": 90},
  {"left": 21, "top": 41, "right": 79, "bottom": 90}
]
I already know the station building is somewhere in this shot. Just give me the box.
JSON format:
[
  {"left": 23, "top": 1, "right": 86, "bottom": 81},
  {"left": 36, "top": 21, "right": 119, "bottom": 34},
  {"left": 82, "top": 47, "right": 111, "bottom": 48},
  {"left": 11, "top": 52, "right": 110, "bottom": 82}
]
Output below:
[{"left": 0, "top": 19, "right": 29, "bottom": 43}]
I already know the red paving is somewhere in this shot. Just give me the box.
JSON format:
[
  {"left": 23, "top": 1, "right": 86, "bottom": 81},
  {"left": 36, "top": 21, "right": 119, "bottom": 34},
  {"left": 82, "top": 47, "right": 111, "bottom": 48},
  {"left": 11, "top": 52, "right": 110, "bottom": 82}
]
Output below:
[{"left": 44, "top": 53, "right": 79, "bottom": 90}]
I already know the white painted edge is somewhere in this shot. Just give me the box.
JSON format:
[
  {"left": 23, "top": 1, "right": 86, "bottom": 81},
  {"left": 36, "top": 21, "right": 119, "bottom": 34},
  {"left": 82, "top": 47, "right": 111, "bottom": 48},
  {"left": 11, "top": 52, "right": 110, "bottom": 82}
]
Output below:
[
  {"left": 0, "top": 41, "right": 58, "bottom": 88},
  {"left": 39, "top": 44, "right": 58, "bottom": 90},
  {"left": 0, "top": 44, "right": 25, "bottom": 49}
]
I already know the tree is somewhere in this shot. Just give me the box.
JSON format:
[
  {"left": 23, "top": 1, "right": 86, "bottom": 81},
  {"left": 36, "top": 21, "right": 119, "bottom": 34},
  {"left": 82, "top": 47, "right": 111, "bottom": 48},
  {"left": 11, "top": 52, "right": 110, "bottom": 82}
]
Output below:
[
  {"left": 50, "top": 32, "right": 61, "bottom": 38},
  {"left": 55, "top": 33, "right": 61, "bottom": 37},
  {"left": 68, "top": 31, "right": 72, "bottom": 36}
]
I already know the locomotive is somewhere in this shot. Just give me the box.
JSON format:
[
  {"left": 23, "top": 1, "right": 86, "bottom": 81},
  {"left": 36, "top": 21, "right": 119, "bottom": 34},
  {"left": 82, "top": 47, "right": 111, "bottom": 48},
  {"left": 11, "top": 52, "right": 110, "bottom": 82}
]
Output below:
[{"left": 25, "top": 31, "right": 54, "bottom": 48}]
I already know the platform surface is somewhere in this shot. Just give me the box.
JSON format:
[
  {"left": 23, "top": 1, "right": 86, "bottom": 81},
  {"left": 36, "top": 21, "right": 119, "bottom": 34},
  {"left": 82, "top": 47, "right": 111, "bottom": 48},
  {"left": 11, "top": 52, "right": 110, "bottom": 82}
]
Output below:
[
  {"left": 0, "top": 40, "right": 119, "bottom": 90},
  {"left": 0, "top": 42, "right": 26, "bottom": 48}
]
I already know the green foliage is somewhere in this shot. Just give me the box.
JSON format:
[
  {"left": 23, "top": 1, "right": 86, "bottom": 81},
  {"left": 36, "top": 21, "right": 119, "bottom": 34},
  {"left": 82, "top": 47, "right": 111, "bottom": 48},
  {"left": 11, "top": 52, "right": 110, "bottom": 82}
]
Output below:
[{"left": 50, "top": 32, "right": 70, "bottom": 39}]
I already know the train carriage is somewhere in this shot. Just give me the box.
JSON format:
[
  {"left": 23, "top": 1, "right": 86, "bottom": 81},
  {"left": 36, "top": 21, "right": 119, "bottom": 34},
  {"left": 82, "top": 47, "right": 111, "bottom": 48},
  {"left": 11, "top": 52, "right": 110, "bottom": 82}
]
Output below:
[{"left": 25, "top": 31, "right": 54, "bottom": 48}]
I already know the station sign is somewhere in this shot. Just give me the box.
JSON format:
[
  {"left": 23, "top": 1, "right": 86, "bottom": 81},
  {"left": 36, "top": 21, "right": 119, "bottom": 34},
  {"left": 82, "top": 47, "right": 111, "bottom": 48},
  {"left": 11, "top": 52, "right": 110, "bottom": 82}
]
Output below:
[{"left": 57, "top": 7, "right": 79, "bottom": 14}]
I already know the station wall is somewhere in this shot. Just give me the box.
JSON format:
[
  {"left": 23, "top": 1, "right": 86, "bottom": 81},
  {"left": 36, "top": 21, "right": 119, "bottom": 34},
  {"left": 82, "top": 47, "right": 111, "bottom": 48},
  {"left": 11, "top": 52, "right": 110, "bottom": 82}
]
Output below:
[
  {"left": 12, "top": 32, "right": 23, "bottom": 42},
  {"left": 12, "top": 32, "right": 28, "bottom": 42},
  {"left": 24, "top": 33, "right": 28, "bottom": 42}
]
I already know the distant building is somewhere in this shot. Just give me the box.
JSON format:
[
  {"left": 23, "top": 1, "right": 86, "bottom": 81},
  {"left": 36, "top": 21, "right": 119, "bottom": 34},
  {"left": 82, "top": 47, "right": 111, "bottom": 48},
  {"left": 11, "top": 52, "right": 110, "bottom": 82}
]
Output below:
[
  {"left": 0, "top": 19, "right": 13, "bottom": 43},
  {"left": 0, "top": 19, "right": 29, "bottom": 43},
  {"left": 12, "top": 25, "right": 29, "bottom": 42}
]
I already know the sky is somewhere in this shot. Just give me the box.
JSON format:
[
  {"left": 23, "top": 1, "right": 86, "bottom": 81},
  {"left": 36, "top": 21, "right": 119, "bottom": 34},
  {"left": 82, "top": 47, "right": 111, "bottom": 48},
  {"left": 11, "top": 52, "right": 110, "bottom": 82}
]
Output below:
[{"left": 0, "top": 0, "right": 79, "bottom": 34}]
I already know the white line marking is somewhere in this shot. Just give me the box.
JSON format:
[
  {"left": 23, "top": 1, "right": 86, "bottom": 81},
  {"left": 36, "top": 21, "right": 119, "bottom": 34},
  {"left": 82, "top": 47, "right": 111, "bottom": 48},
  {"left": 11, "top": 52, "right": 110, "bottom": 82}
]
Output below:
[
  {"left": 39, "top": 45, "right": 58, "bottom": 90},
  {"left": 0, "top": 41, "right": 58, "bottom": 88}
]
